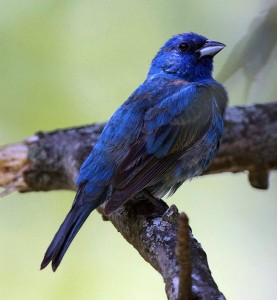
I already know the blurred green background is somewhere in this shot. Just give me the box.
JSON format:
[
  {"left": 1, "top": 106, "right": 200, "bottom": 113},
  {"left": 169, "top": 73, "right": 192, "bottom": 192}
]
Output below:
[{"left": 0, "top": 0, "right": 277, "bottom": 299}]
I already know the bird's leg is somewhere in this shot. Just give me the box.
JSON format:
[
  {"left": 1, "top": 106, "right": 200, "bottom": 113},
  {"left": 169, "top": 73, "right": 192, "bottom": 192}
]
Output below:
[
  {"left": 124, "top": 190, "right": 168, "bottom": 218},
  {"left": 142, "top": 190, "right": 168, "bottom": 209}
]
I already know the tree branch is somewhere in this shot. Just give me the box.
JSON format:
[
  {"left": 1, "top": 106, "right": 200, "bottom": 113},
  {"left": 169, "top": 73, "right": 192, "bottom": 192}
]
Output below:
[
  {"left": 0, "top": 102, "right": 276, "bottom": 299},
  {"left": 203, "top": 102, "right": 277, "bottom": 188}
]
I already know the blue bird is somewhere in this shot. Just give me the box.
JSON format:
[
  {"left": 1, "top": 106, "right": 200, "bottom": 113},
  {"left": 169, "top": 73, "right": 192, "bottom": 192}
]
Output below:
[{"left": 41, "top": 32, "right": 228, "bottom": 271}]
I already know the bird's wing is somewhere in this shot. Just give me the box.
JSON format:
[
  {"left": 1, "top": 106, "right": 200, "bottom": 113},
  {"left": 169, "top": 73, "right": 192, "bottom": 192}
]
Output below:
[{"left": 105, "top": 82, "right": 214, "bottom": 214}]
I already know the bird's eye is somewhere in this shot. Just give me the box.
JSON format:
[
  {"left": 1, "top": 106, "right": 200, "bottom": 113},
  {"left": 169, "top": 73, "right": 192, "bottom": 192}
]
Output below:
[{"left": 178, "top": 42, "right": 189, "bottom": 52}]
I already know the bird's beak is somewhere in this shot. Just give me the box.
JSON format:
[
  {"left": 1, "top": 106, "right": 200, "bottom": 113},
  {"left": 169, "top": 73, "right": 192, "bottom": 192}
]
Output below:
[{"left": 197, "top": 40, "right": 226, "bottom": 58}]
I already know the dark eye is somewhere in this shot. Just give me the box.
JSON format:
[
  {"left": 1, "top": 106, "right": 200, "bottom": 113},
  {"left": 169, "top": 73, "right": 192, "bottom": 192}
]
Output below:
[{"left": 178, "top": 42, "right": 189, "bottom": 52}]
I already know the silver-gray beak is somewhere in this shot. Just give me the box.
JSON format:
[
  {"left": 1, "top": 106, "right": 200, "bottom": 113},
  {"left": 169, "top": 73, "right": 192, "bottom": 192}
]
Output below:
[{"left": 197, "top": 40, "right": 226, "bottom": 58}]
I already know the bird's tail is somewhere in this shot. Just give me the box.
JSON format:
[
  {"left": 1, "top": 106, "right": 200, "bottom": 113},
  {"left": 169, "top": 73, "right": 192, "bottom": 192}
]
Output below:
[{"left": 40, "top": 193, "right": 101, "bottom": 271}]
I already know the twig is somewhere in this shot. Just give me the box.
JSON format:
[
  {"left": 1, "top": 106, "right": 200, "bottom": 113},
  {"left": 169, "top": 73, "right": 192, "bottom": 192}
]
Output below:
[{"left": 176, "top": 213, "right": 192, "bottom": 300}]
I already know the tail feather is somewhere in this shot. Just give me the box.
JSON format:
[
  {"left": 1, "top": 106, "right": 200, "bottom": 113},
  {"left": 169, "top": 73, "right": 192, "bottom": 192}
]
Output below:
[{"left": 41, "top": 202, "right": 95, "bottom": 271}]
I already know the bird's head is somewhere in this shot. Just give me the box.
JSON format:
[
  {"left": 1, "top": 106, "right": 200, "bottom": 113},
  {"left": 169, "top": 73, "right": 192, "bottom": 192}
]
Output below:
[{"left": 148, "top": 32, "right": 225, "bottom": 82}]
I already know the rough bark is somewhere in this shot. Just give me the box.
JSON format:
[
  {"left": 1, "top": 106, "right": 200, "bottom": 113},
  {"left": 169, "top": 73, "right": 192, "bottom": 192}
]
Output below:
[
  {"left": 0, "top": 102, "right": 276, "bottom": 299},
  {"left": 204, "top": 102, "right": 277, "bottom": 189}
]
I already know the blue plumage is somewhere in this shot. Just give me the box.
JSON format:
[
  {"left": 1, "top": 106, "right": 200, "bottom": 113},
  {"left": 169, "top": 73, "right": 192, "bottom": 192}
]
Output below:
[{"left": 41, "top": 32, "right": 228, "bottom": 271}]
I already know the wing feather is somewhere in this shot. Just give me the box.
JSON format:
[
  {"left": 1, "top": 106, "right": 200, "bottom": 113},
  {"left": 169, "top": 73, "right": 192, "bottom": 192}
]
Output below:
[{"left": 105, "top": 83, "right": 214, "bottom": 214}]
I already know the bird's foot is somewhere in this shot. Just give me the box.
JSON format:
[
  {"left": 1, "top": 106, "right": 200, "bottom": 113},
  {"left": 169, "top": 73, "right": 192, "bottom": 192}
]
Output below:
[{"left": 124, "top": 190, "right": 168, "bottom": 218}]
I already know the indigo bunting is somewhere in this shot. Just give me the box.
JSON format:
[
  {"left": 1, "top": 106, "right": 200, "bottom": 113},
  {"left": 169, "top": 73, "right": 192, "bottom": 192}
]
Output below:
[{"left": 41, "top": 32, "right": 228, "bottom": 271}]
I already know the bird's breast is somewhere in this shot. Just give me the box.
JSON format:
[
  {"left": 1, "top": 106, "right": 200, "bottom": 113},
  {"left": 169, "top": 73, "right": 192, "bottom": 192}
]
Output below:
[{"left": 175, "top": 116, "right": 223, "bottom": 181}]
